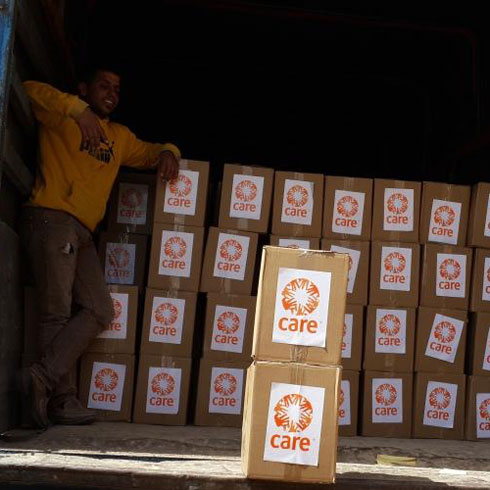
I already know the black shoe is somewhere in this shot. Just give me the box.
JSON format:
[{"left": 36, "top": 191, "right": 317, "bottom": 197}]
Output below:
[{"left": 20, "top": 366, "right": 50, "bottom": 429}]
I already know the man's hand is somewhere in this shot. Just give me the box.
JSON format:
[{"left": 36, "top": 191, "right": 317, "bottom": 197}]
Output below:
[
  {"left": 73, "top": 107, "right": 108, "bottom": 153},
  {"left": 158, "top": 150, "right": 180, "bottom": 182}
]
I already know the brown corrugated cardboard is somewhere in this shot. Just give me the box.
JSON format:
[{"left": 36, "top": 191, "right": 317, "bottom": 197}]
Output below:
[
  {"left": 467, "top": 313, "right": 490, "bottom": 377},
  {"left": 79, "top": 353, "right": 135, "bottom": 422},
  {"left": 86, "top": 286, "right": 138, "bottom": 354},
  {"left": 270, "top": 235, "right": 320, "bottom": 251},
  {"left": 252, "top": 247, "right": 348, "bottom": 366},
  {"left": 415, "top": 307, "right": 468, "bottom": 374},
  {"left": 132, "top": 355, "right": 192, "bottom": 426},
  {"left": 194, "top": 358, "right": 250, "bottom": 427},
  {"left": 321, "top": 239, "right": 370, "bottom": 306},
  {"left": 420, "top": 181, "right": 471, "bottom": 246},
  {"left": 339, "top": 370, "right": 360, "bottom": 437},
  {"left": 341, "top": 304, "right": 364, "bottom": 371},
  {"left": 323, "top": 176, "right": 373, "bottom": 241},
  {"left": 200, "top": 227, "right": 259, "bottom": 295},
  {"left": 218, "top": 164, "right": 274, "bottom": 233},
  {"left": 467, "top": 183, "right": 490, "bottom": 249},
  {"left": 147, "top": 224, "right": 204, "bottom": 292},
  {"left": 470, "top": 248, "right": 490, "bottom": 313},
  {"left": 412, "top": 372, "right": 466, "bottom": 440},
  {"left": 465, "top": 376, "right": 490, "bottom": 441},
  {"left": 363, "top": 306, "right": 415, "bottom": 373},
  {"left": 361, "top": 371, "right": 413, "bottom": 438},
  {"left": 140, "top": 288, "right": 198, "bottom": 357},
  {"left": 202, "top": 294, "right": 257, "bottom": 362},
  {"left": 271, "top": 171, "right": 324, "bottom": 238},
  {"left": 369, "top": 241, "right": 420, "bottom": 308},
  {"left": 420, "top": 244, "right": 473, "bottom": 310},
  {"left": 153, "top": 159, "right": 209, "bottom": 227},
  {"left": 371, "top": 179, "right": 422, "bottom": 243},
  {"left": 23, "top": 286, "right": 40, "bottom": 358},
  {"left": 241, "top": 361, "right": 341, "bottom": 483}
]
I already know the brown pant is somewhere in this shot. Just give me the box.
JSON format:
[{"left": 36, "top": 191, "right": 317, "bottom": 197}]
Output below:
[{"left": 20, "top": 207, "right": 114, "bottom": 397}]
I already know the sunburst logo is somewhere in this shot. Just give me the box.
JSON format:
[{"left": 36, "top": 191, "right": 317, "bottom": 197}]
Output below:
[
  {"left": 486, "top": 267, "right": 490, "bottom": 283},
  {"left": 480, "top": 398, "right": 490, "bottom": 421},
  {"left": 439, "top": 259, "right": 461, "bottom": 280},
  {"left": 378, "top": 314, "right": 401, "bottom": 337},
  {"left": 387, "top": 193, "right": 409, "bottom": 215},
  {"left": 112, "top": 299, "right": 122, "bottom": 321},
  {"left": 121, "top": 188, "right": 143, "bottom": 209},
  {"left": 375, "top": 383, "right": 397, "bottom": 406},
  {"left": 94, "top": 368, "right": 119, "bottom": 392},
  {"left": 281, "top": 278, "right": 320, "bottom": 316},
  {"left": 429, "top": 387, "right": 451, "bottom": 410},
  {"left": 434, "top": 321, "right": 456, "bottom": 344},
  {"left": 154, "top": 303, "right": 178, "bottom": 326},
  {"left": 217, "top": 311, "right": 240, "bottom": 334},
  {"left": 219, "top": 239, "right": 243, "bottom": 262},
  {"left": 384, "top": 252, "right": 406, "bottom": 274},
  {"left": 235, "top": 180, "right": 258, "bottom": 202},
  {"left": 434, "top": 206, "right": 456, "bottom": 227},
  {"left": 214, "top": 373, "right": 237, "bottom": 396},
  {"left": 164, "top": 236, "right": 187, "bottom": 259},
  {"left": 337, "top": 195, "right": 359, "bottom": 218},
  {"left": 169, "top": 174, "right": 192, "bottom": 197},
  {"left": 151, "top": 372, "right": 175, "bottom": 396},
  {"left": 286, "top": 185, "right": 309, "bottom": 208},
  {"left": 108, "top": 247, "right": 130, "bottom": 269},
  {"left": 274, "top": 394, "right": 313, "bottom": 433},
  {"left": 339, "top": 388, "right": 345, "bottom": 408}
]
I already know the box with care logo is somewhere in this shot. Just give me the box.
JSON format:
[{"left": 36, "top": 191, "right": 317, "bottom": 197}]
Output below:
[
  {"left": 321, "top": 239, "right": 370, "bottom": 306},
  {"left": 241, "top": 361, "right": 341, "bottom": 483},
  {"left": 323, "top": 176, "right": 373, "bottom": 242},
  {"left": 341, "top": 304, "right": 364, "bottom": 371},
  {"left": 467, "top": 183, "right": 490, "bottom": 249},
  {"left": 79, "top": 353, "right": 135, "bottom": 422},
  {"left": 252, "top": 247, "right": 348, "bottom": 366},
  {"left": 218, "top": 164, "right": 274, "bottom": 233},
  {"left": 200, "top": 227, "right": 259, "bottom": 296},
  {"left": 363, "top": 306, "right": 416, "bottom": 373},
  {"left": 270, "top": 235, "right": 320, "bottom": 251},
  {"left": 154, "top": 159, "right": 209, "bottom": 227},
  {"left": 194, "top": 358, "right": 250, "bottom": 427},
  {"left": 202, "top": 293, "right": 257, "bottom": 362},
  {"left": 470, "top": 248, "right": 490, "bottom": 313},
  {"left": 465, "top": 376, "right": 490, "bottom": 441},
  {"left": 140, "top": 289, "right": 198, "bottom": 357},
  {"left": 133, "top": 355, "right": 192, "bottom": 426},
  {"left": 420, "top": 244, "right": 473, "bottom": 310},
  {"left": 148, "top": 224, "right": 204, "bottom": 292},
  {"left": 420, "top": 182, "right": 471, "bottom": 247},
  {"left": 412, "top": 372, "right": 466, "bottom": 440},
  {"left": 369, "top": 241, "right": 420, "bottom": 308},
  {"left": 371, "top": 179, "right": 422, "bottom": 243},
  {"left": 339, "top": 370, "right": 360, "bottom": 437},
  {"left": 271, "top": 171, "right": 324, "bottom": 238},
  {"left": 361, "top": 371, "right": 413, "bottom": 438},
  {"left": 467, "top": 312, "right": 490, "bottom": 377}
]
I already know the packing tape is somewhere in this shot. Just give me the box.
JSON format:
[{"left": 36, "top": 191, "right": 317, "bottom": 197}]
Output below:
[
  {"left": 158, "top": 355, "right": 177, "bottom": 369},
  {"left": 180, "top": 159, "right": 189, "bottom": 170},
  {"left": 174, "top": 214, "right": 186, "bottom": 225},
  {"left": 293, "top": 172, "right": 305, "bottom": 180},
  {"left": 242, "top": 166, "right": 253, "bottom": 175},
  {"left": 237, "top": 218, "right": 248, "bottom": 230},
  {"left": 223, "top": 278, "right": 232, "bottom": 294},
  {"left": 119, "top": 232, "right": 130, "bottom": 245},
  {"left": 124, "top": 224, "right": 137, "bottom": 234},
  {"left": 169, "top": 277, "right": 181, "bottom": 290}
]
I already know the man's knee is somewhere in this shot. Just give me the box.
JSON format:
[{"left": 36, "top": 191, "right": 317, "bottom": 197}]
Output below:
[{"left": 92, "top": 293, "right": 114, "bottom": 328}]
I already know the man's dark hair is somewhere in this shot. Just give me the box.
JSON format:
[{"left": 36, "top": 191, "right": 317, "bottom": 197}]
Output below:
[{"left": 78, "top": 63, "right": 123, "bottom": 84}]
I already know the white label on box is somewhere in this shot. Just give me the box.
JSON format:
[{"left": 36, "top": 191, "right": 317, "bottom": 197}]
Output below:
[
  {"left": 330, "top": 245, "right": 361, "bottom": 294},
  {"left": 263, "top": 382, "right": 325, "bottom": 467},
  {"left": 229, "top": 174, "right": 265, "bottom": 221},
  {"left": 483, "top": 327, "right": 490, "bottom": 371},
  {"left": 379, "top": 246, "right": 412, "bottom": 292},
  {"left": 332, "top": 190, "right": 365, "bottom": 236},
  {"left": 476, "top": 393, "right": 490, "bottom": 439},
  {"left": 278, "top": 238, "right": 311, "bottom": 250},
  {"left": 87, "top": 362, "right": 126, "bottom": 412},
  {"left": 149, "top": 297, "right": 186, "bottom": 345},
  {"left": 482, "top": 257, "right": 490, "bottom": 302},
  {"left": 105, "top": 243, "right": 136, "bottom": 285},
  {"left": 484, "top": 194, "right": 490, "bottom": 238},
  {"left": 375, "top": 309, "right": 407, "bottom": 355},
  {"left": 117, "top": 183, "right": 149, "bottom": 226},
  {"left": 145, "top": 367, "right": 181, "bottom": 415},
  {"left": 211, "top": 305, "right": 248, "bottom": 354},
  {"left": 272, "top": 267, "right": 331, "bottom": 348},
  {"left": 383, "top": 188, "right": 415, "bottom": 232},
  {"left": 342, "top": 314, "right": 353, "bottom": 359},
  {"left": 423, "top": 381, "right": 458, "bottom": 429},
  {"left": 158, "top": 230, "right": 194, "bottom": 278},
  {"left": 372, "top": 378, "right": 403, "bottom": 424},
  {"left": 97, "top": 293, "right": 129, "bottom": 340},
  {"left": 428, "top": 199, "right": 462, "bottom": 245},
  {"left": 338, "top": 380, "right": 351, "bottom": 426},
  {"left": 163, "top": 169, "right": 199, "bottom": 216},
  {"left": 281, "top": 179, "right": 314, "bottom": 226},
  {"left": 425, "top": 314, "right": 464, "bottom": 364},
  {"left": 208, "top": 367, "right": 244, "bottom": 415},
  {"left": 213, "top": 233, "right": 250, "bottom": 281},
  {"left": 436, "top": 253, "right": 466, "bottom": 298}
]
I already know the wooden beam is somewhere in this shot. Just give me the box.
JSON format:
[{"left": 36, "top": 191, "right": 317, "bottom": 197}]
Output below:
[
  {"left": 9, "top": 64, "right": 35, "bottom": 131},
  {"left": 2, "top": 128, "right": 33, "bottom": 196}
]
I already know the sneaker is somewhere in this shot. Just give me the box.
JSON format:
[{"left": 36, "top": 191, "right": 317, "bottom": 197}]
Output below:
[
  {"left": 20, "top": 365, "right": 51, "bottom": 429},
  {"left": 49, "top": 396, "right": 96, "bottom": 425}
]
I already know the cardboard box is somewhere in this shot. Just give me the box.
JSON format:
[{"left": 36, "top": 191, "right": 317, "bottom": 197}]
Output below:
[
  {"left": 341, "top": 304, "right": 364, "bottom": 371},
  {"left": 467, "top": 183, "right": 490, "bottom": 249},
  {"left": 154, "top": 159, "right": 209, "bottom": 227},
  {"left": 361, "top": 371, "right": 413, "bottom": 438},
  {"left": 270, "top": 235, "right": 320, "bottom": 251},
  {"left": 202, "top": 294, "right": 257, "bottom": 362},
  {"left": 467, "top": 312, "right": 490, "bottom": 377},
  {"left": 415, "top": 307, "right": 468, "bottom": 374},
  {"left": 23, "top": 286, "right": 40, "bottom": 358},
  {"left": 339, "top": 370, "right": 360, "bottom": 437},
  {"left": 107, "top": 173, "right": 155, "bottom": 235},
  {"left": 420, "top": 244, "right": 473, "bottom": 310},
  {"left": 470, "top": 248, "right": 490, "bottom": 313},
  {"left": 86, "top": 286, "right": 138, "bottom": 354},
  {"left": 98, "top": 232, "right": 148, "bottom": 289},
  {"left": 371, "top": 179, "right": 422, "bottom": 243},
  {"left": 322, "top": 239, "right": 370, "bottom": 306},
  {"left": 200, "top": 227, "right": 259, "bottom": 295},
  {"left": 132, "top": 355, "right": 192, "bottom": 426},
  {"left": 252, "top": 246, "right": 348, "bottom": 365},
  {"left": 194, "top": 358, "right": 250, "bottom": 427},
  {"left": 369, "top": 241, "right": 420, "bottom": 308},
  {"left": 323, "top": 176, "right": 373, "bottom": 241},
  {"left": 140, "top": 288, "right": 198, "bottom": 357},
  {"left": 363, "top": 306, "right": 416, "bottom": 373},
  {"left": 218, "top": 164, "right": 274, "bottom": 233},
  {"left": 271, "top": 171, "right": 324, "bottom": 238},
  {"left": 420, "top": 181, "right": 471, "bottom": 246},
  {"left": 412, "top": 372, "right": 466, "bottom": 440},
  {"left": 465, "top": 376, "right": 490, "bottom": 441},
  {"left": 147, "top": 224, "right": 204, "bottom": 292},
  {"left": 79, "top": 353, "right": 135, "bottom": 422},
  {"left": 242, "top": 361, "right": 341, "bottom": 483}
]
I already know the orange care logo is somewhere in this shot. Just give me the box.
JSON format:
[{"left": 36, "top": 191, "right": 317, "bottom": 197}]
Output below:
[
  {"left": 424, "top": 382, "right": 458, "bottom": 428},
  {"left": 150, "top": 297, "right": 186, "bottom": 343},
  {"left": 121, "top": 187, "right": 143, "bottom": 209},
  {"left": 287, "top": 185, "right": 309, "bottom": 208},
  {"left": 88, "top": 362, "right": 126, "bottom": 410},
  {"left": 108, "top": 247, "right": 130, "bottom": 269},
  {"left": 211, "top": 305, "right": 247, "bottom": 353},
  {"left": 214, "top": 373, "right": 237, "bottom": 396},
  {"left": 372, "top": 379, "right": 402, "bottom": 421},
  {"left": 164, "top": 169, "right": 199, "bottom": 216},
  {"left": 214, "top": 233, "right": 250, "bottom": 280},
  {"left": 380, "top": 247, "right": 412, "bottom": 291},
  {"left": 99, "top": 293, "right": 128, "bottom": 338},
  {"left": 480, "top": 398, "right": 490, "bottom": 421},
  {"left": 94, "top": 368, "right": 119, "bottom": 392},
  {"left": 426, "top": 314, "right": 464, "bottom": 363},
  {"left": 151, "top": 372, "right": 175, "bottom": 396},
  {"left": 332, "top": 189, "right": 365, "bottom": 234},
  {"left": 147, "top": 367, "right": 181, "bottom": 413},
  {"left": 429, "top": 387, "right": 451, "bottom": 410},
  {"left": 375, "top": 309, "right": 406, "bottom": 353},
  {"left": 209, "top": 367, "right": 243, "bottom": 414},
  {"left": 339, "top": 388, "right": 345, "bottom": 409},
  {"left": 436, "top": 254, "right": 466, "bottom": 298},
  {"left": 159, "top": 231, "right": 194, "bottom": 278},
  {"left": 484, "top": 258, "right": 490, "bottom": 302},
  {"left": 477, "top": 394, "right": 490, "bottom": 437},
  {"left": 375, "top": 383, "right": 397, "bottom": 406},
  {"left": 154, "top": 303, "right": 178, "bottom": 326},
  {"left": 379, "top": 314, "right": 401, "bottom": 337},
  {"left": 439, "top": 259, "right": 461, "bottom": 281},
  {"left": 434, "top": 205, "right": 456, "bottom": 227},
  {"left": 384, "top": 252, "right": 406, "bottom": 274},
  {"left": 434, "top": 321, "right": 456, "bottom": 344},
  {"left": 429, "top": 200, "right": 461, "bottom": 244},
  {"left": 387, "top": 193, "right": 409, "bottom": 215},
  {"left": 169, "top": 174, "right": 192, "bottom": 197},
  {"left": 217, "top": 311, "right": 240, "bottom": 334},
  {"left": 274, "top": 394, "right": 313, "bottom": 433},
  {"left": 282, "top": 179, "right": 314, "bottom": 225},
  {"left": 337, "top": 195, "right": 359, "bottom": 218},
  {"left": 113, "top": 299, "right": 123, "bottom": 321},
  {"left": 281, "top": 278, "right": 320, "bottom": 316},
  {"left": 164, "top": 236, "right": 187, "bottom": 260},
  {"left": 235, "top": 179, "right": 258, "bottom": 202},
  {"left": 384, "top": 188, "right": 414, "bottom": 231},
  {"left": 220, "top": 239, "right": 243, "bottom": 262},
  {"left": 338, "top": 380, "right": 351, "bottom": 425}
]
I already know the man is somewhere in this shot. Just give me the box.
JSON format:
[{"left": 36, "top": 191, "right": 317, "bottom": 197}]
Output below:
[{"left": 20, "top": 67, "right": 180, "bottom": 428}]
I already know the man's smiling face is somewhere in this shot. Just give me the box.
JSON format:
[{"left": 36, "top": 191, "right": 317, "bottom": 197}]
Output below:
[{"left": 79, "top": 70, "right": 120, "bottom": 118}]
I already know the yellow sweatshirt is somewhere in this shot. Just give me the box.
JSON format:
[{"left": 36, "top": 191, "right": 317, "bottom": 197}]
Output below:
[{"left": 23, "top": 81, "right": 181, "bottom": 231}]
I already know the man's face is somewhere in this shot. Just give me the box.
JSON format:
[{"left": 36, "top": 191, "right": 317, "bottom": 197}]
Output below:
[{"left": 79, "top": 70, "right": 120, "bottom": 118}]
